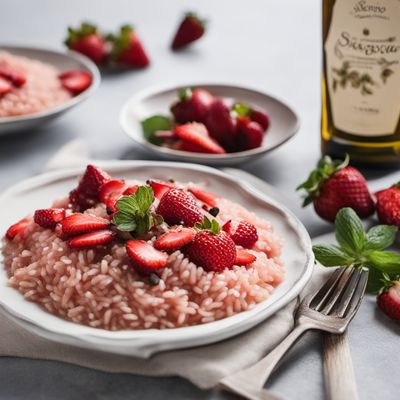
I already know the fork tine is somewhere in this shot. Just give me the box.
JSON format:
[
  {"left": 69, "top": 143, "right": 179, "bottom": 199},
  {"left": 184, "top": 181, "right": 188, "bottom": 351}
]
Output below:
[
  {"left": 334, "top": 268, "right": 363, "bottom": 317},
  {"left": 320, "top": 267, "right": 356, "bottom": 315},
  {"left": 344, "top": 269, "right": 369, "bottom": 321},
  {"left": 309, "top": 268, "right": 345, "bottom": 311}
]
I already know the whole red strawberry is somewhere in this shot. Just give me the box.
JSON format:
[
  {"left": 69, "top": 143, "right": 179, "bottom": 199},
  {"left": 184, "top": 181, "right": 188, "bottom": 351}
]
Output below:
[
  {"left": 375, "top": 184, "right": 400, "bottom": 227},
  {"left": 184, "top": 218, "right": 236, "bottom": 272},
  {"left": 205, "top": 99, "right": 236, "bottom": 151},
  {"left": 110, "top": 25, "right": 150, "bottom": 68},
  {"left": 157, "top": 188, "right": 203, "bottom": 227},
  {"left": 222, "top": 220, "right": 258, "bottom": 248},
  {"left": 69, "top": 165, "right": 111, "bottom": 211},
  {"left": 171, "top": 87, "right": 214, "bottom": 123},
  {"left": 297, "top": 155, "right": 375, "bottom": 222},
  {"left": 65, "top": 22, "right": 107, "bottom": 65},
  {"left": 171, "top": 12, "right": 206, "bottom": 50},
  {"left": 236, "top": 116, "right": 264, "bottom": 150},
  {"left": 377, "top": 274, "right": 400, "bottom": 321}
]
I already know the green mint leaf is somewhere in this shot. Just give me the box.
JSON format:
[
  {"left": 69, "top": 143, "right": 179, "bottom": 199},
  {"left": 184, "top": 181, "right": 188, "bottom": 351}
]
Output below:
[
  {"left": 365, "top": 265, "right": 385, "bottom": 294},
  {"left": 233, "top": 102, "right": 251, "bottom": 117},
  {"left": 313, "top": 244, "right": 354, "bottom": 267},
  {"left": 335, "top": 208, "right": 366, "bottom": 256},
  {"left": 141, "top": 115, "right": 172, "bottom": 145},
  {"left": 115, "top": 196, "right": 140, "bottom": 215},
  {"left": 135, "top": 214, "right": 153, "bottom": 235},
  {"left": 365, "top": 225, "right": 397, "bottom": 251},
  {"left": 115, "top": 221, "right": 137, "bottom": 232},
  {"left": 365, "top": 251, "right": 400, "bottom": 275},
  {"left": 134, "top": 186, "right": 154, "bottom": 214}
]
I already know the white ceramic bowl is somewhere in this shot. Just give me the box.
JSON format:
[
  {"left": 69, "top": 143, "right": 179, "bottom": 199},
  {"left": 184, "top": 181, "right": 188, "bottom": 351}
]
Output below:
[
  {"left": 0, "top": 45, "right": 100, "bottom": 135},
  {"left": 0, "top": 161, "right": 313, "bottom": 357},
  {"left": 120, "top": 83, "right": 300, "bottom": 166}
]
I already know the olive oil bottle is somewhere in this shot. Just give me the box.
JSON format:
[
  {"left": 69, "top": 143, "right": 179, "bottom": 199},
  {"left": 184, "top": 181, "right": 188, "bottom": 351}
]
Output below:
[{"left": 321, "top": 0, "right": 400, "bottom": 164}]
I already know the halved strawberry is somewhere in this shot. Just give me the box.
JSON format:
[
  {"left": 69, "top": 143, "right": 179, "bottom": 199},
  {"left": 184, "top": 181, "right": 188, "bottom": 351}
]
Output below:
[
  {"left": 175, "top": 140, "right": 207, "bottom": 153},
  {"left": 34, "top": 208, "right": 66, "bottom": 229},
  {"left": 175, "top": 122, "right": 225, "bottom": 154},
  {"left": 0, "top": 68, "right": 26, "bottom": 87},
  {"left": 188, "top": 187, "right": 219, "bottom": 207},
  {"left": 0, "top": 77, "right": 12, "bottom": 95},
  {"left": 99, "top": 179, "right": 128, "bottom": 212},
  {"left": 61, "top": 213, "right": 110, "bottom": 236},
  {"left": 59, "top": 70, "right": 92, "bottom": 95},
  {"left": 235, "top": 249, "right": 256, "bottom": 266},
  {"left": 223, "top": 220, "right": 258, "bottom": 248},
  {"left": 69, "top": 165, "right": 111, "bottom": 211},
  {"left": 126, "top": 240, "right": 168, "bottom": 274},
  {"left": 148, "top": 180, "right": 175, "bottom": 199},
  {"left": 6, "top": 217, "right": 30, "bottom": 240},
  {"left": 154, "top": 227, "right": 195, "bottom": 251},
  {"left": 68, "top": 229, "right": 115, "bottom": 248}
]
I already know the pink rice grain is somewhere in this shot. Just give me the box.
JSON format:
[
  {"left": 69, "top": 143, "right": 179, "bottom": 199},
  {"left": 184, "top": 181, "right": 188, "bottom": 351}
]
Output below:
[{"left": 2, "top": 197, "right": 284, "bottom": 331}]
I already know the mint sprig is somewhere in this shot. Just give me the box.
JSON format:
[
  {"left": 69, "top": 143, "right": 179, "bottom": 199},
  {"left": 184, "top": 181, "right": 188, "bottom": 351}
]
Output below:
[
  {"left": 112, "top": 186, "right": 155, "bottom": 235},
  {"left": 313, "top": 207, "right": 399, "bottom": 293}
]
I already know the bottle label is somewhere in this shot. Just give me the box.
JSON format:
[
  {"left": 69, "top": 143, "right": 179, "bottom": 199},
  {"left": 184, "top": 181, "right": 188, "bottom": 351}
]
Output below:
[{"left": 325, "top": 0, "right": 400, "bottom": 136}]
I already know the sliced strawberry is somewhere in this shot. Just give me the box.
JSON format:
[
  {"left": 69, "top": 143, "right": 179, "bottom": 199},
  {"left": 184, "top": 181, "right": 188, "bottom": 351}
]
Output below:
[
  {"left": 0, "top": 77, "right": 12, "bottom": 95},
  {"left": 235, "top": 249, "right": 256, "bottom": 266},
  {"left": 59, "top": 70, "right": 92, "bottom": 95},
  {"left": 0, "top": 68, "right": 26, "bottom": 87},
  {"left": 175, "top": 122, "right": 226, "bottom": 154},
  {"left": 148, "top": 180, "right": 176, "bottom": 199},
  {"left": 175, "top": 140, "right": 208, "bottom": 153},
  {"left": 188, "top": 187, "right": 219, "bottom": 207},
  {"left": 250, "top": 109, "right": 270, "bottom": 131},
  {"left": 223, "top": 220, "right": 258, "bottom": 248},
  {"left": 6, "top": 217, "right": 30, "bottom": 240},
  {"left": 171, "top": 12, "right": 205, "bottom": 50},
  {"left": 99, "top": 179, "right": 128, "bottom": 213},
  {"left": 61, "top": 213, "right": 110, "bottom": 236},
  {"left": 34, "top": 208, "right": 66, "bottom": 229},
  {"left": 126, "top": 240, "right": 168, "bottom": 274},
  {"left": 123, "top": 185, "right": 139, "bottom": 196},
  {"left": 68, "top": 229, "right": 115, "bottom": 248},
  {"left": 154, "top": 228, "right": 195, "bottom": 251}
]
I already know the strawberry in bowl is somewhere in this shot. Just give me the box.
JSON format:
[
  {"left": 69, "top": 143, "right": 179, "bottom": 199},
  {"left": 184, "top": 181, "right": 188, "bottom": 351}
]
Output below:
[{"left": 2, "top": 164, "right": 285, "bottom": 331}]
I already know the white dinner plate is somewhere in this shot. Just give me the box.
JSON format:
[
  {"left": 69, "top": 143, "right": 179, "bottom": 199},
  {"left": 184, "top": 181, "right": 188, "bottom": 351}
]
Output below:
[
  {"left": 0, "top": 45, "right": 100, "bottom": 135},
  {"left": 120, "top": 83, "right": 300, "bottom": 166},
  {"left": 0, "top": 161, "right": 313, "bottom": 357}
]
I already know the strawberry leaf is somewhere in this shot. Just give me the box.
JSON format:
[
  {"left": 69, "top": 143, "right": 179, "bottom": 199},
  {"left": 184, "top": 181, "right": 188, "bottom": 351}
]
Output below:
[
  {"left": 233, "top": 103, "right": 251, "bottom": 117},
  {"left": 365, "top": 225, "right": 398, "bottom": 251},
  {"left": 312, "top": 244, "right": 354, "bottom": 267},
  {"left": 334, "top": 208, "right": 366, "bottom": 256},
  {"left": 141, "top": 115, "right": 172, "bottom": 145}
]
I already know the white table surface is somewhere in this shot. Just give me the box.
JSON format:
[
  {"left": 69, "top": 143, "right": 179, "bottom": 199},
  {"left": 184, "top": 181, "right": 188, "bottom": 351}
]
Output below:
[{"left": 0, "top": 0, "right": 398, "bottom": 399}]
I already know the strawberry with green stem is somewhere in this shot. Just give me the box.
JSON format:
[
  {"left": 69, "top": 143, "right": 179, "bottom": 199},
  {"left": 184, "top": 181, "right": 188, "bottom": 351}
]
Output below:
[
  {"left": 377, "top": 274, "right": 400, "bottom": 321},
  {"left": 171, "top": 12, "right": 206, "bottom": 50},
  {"left": 297, "top": 155, "right": 375, "bottom": 222},
  {"left": 65, "top": 22, "right": 107, "bottom": 65},
  {"left": 109, "top": 25, "right": 150, "bottom": 68}
]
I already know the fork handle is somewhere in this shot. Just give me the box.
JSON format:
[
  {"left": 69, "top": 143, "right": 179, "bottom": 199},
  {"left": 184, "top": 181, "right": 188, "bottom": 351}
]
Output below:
[
  {"left": 323, "top": 332, "right": 359, "bottom": 400},
  {"left": 219, "top": 324, "right": 309, "bottom": 399}
]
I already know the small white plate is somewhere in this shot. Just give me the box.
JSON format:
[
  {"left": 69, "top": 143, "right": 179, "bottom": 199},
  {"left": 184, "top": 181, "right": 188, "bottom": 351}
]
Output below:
[
  {"left": 0, "top": 161, "right": 313, "bottom": 357},
  {"left": 120, "top": 83, "right": 300, "bottom": 166},
  {"left": 0, "top": 45, "right": 100, "bottom": 135}
]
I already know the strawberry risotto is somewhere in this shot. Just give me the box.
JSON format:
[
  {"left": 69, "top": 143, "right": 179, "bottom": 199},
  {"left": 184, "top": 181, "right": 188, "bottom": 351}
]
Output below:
[
  {"left": 0, "top": 51, "right": 72, "bottom": 118},
  {"left": 1, "top": 165, "right": 284, "bottom": 330}
]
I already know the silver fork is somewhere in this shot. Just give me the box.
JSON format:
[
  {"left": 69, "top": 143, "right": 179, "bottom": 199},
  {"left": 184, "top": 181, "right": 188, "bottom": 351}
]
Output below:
[{"left": 219, "top": 267, "right": 369, "bottom": 400}]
